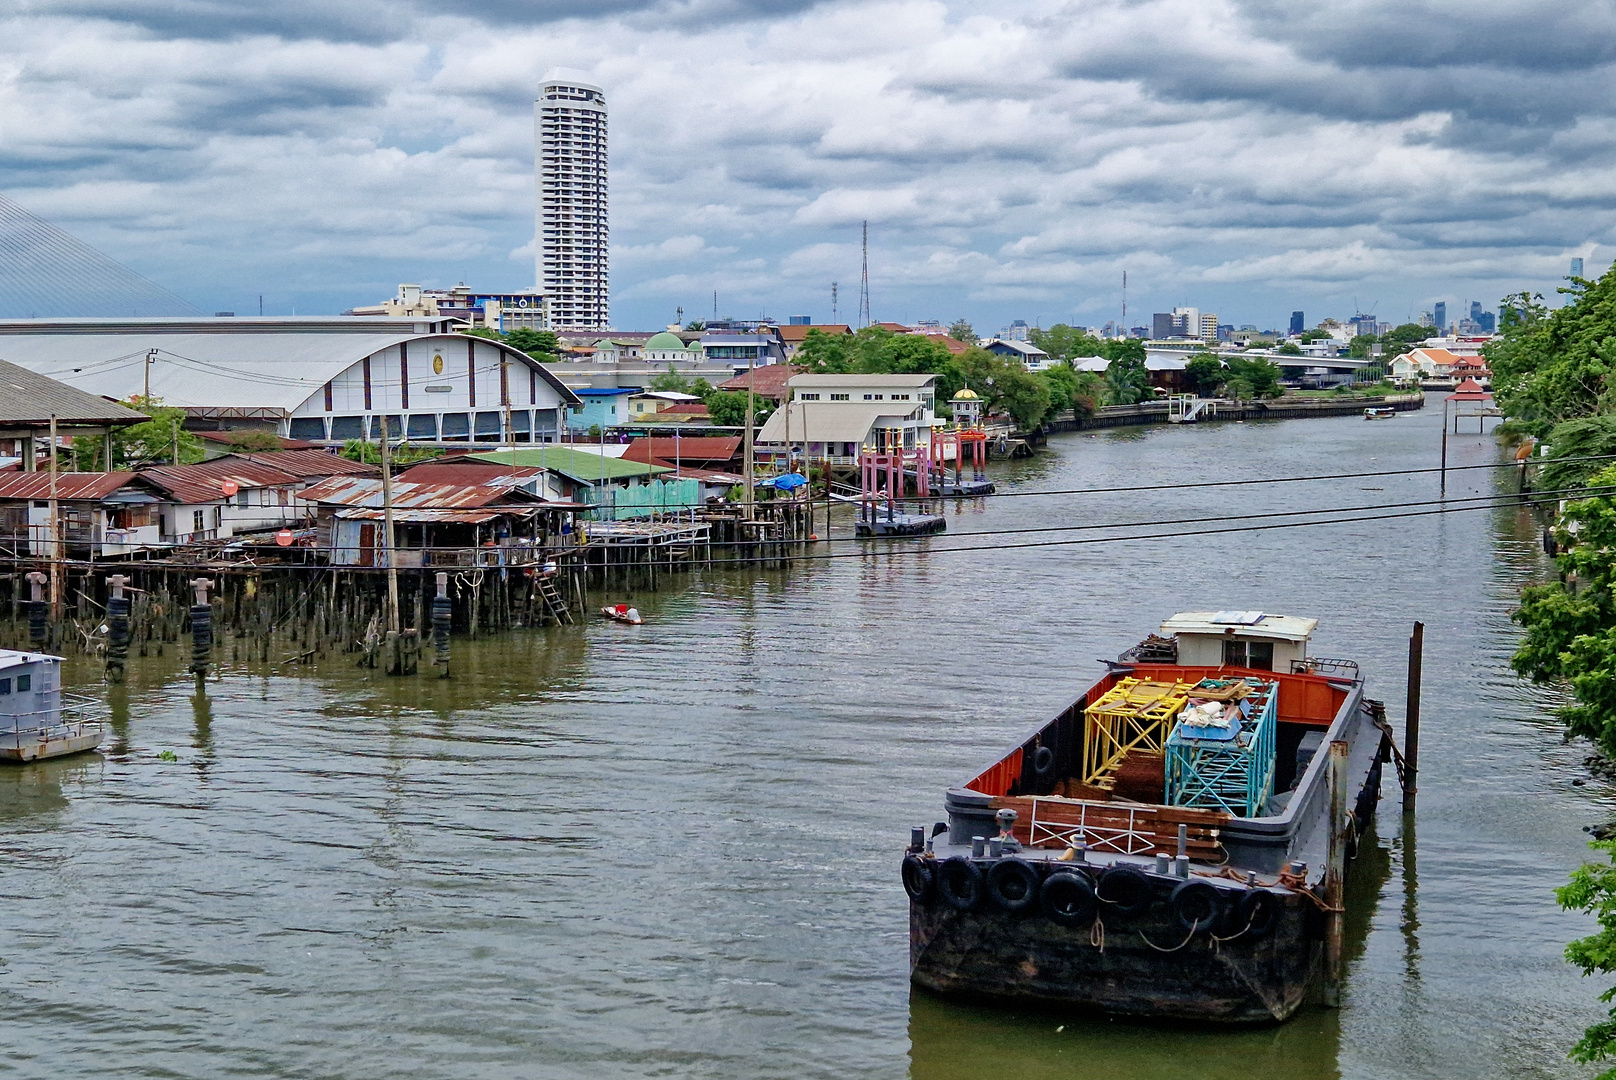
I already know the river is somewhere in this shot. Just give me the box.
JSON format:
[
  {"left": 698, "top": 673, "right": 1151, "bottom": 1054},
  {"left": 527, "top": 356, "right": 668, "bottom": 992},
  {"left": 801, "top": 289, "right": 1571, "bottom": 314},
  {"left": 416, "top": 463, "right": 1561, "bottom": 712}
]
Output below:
[{"left": 0, "top": 395, "right": 1605, "bottom": 1078}]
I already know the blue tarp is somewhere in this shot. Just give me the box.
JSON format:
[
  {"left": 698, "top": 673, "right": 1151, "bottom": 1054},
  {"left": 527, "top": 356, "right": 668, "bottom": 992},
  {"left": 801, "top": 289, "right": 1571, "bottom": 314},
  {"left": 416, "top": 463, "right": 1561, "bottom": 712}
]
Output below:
[{"left": 772, "top": 473, "right": 808, "bottom": 491}]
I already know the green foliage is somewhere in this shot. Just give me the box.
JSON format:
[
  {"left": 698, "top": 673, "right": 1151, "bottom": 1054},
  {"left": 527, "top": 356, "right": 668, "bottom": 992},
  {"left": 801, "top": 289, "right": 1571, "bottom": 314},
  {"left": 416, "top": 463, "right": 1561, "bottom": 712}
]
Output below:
[
  {"left": 1224, "top": 377, "right": 1255, "bottom": 401},
  {"left": 1225, "top": 356, "right": 1282, "bottom": 398},
  {"left": 798, "top": 326, "right": 964, "bottom": 401},
  {"left": 338, "top": 440, "right": 441, "bottom": 466},
  {"left": 78, "top": 396, "right": 205, "bottom": 469},
  {"left": 705, "top": 390, "right": 774, "bottom": 428},
  {"left": 1512, "top": 465, "right": 1616, "bottom": 755},
  {"left": 1185, "top": 355, "right": 1226, "bottom": 397},
  {"left": 1029, "top": 324, "right": 1105, "bottom": 364},
  {"left": 1102, "top": 357, "right": 1152, "bottom": 406},
  {"left": 1485, "top": 281, "right": 1616, "bottom": 427},
  {"left": 1539, "top": 416, "right": 1616, "bottom": 492},
  {"left": 1275, "top": 342, "right": 1303, "bottom": 355},
  {"left": 1101, "top": 337, "right": 1147, "bottom": 364},
  {"left": 461, "top": 327, "right": 502, "bottom": 340},
  {"left": 220, "top": 430, "right": 285, "bottom": 452},
  {"left": 948, "top": 319, "right": 975, "bottom": 343},
  {"left": 1348, "top": 323, "right": 1429, "bottom": 359},
  {"left": 684, "top": 320, "right": 706, "bottom": 332},
  {"left": 1035, "top": 362, "right": 1104, "bottom": 419},
  {"left": 505, "top": 328, "right": 560, "bottom": 359},
  {"left": 952, "top": 348, "right": 1051, "bottom": 428},
  {"left": 1559, "top": 840, "right": 1616, "bottom": 1077},
  {"left": 648, "top": 366, "right": 713, "bottom": 399}
]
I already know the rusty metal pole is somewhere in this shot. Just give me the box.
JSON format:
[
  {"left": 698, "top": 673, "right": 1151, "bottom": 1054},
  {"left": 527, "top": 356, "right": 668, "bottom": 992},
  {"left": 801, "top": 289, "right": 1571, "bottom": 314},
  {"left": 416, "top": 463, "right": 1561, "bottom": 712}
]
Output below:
[
  {"left": 1404, "top": 621, "right": 1423, "bottom": 813},
  {"left": 379, "top": 414, "right": 400, "bottom": 635},
  {"left": 1324, "top": 738, "right": 1349, "bottom": 1007},
  {"left": 106, "top": 573, "right": 131, "bottom": 683},
  {"left": 47, "top": 414, "right": 61, "bottom": 622}
]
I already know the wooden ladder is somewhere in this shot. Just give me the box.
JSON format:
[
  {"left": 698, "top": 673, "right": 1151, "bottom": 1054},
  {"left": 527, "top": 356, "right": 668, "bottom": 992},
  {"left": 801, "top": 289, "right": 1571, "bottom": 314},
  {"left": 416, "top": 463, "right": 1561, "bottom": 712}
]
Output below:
[{"left": 535, "top": 575, "right": 573, "bottom": 625}]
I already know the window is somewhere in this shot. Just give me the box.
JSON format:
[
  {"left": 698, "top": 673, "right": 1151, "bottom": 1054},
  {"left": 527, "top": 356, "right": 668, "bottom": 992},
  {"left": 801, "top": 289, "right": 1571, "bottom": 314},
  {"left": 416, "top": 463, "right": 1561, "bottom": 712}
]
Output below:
[
  {"left": 289, "top": 417, "right": 327, "bottom": 441},
  {"left": 893, "top": 394, "right": 910, "bottom": 401},
  {"left": 830, "top": 393, "right": 849, "bottom": 401},
  {"left": 440, "top": 413, "right": 471, "bottom": 440},
  {"left": 863, "top": 394, "right": 873, "bottom": 400},
  {"left": 0, "top": 678, "right": 9, "bottom": 694},
  {"left": 15, "top": 674, "right": 28, "bottom": 692},
  {"left": 407, "top": 414, "right": 437, "bottom": 441},
  {"left": 213, "top": 506, "right": 223, "bottom": 528},
  {"left": 236, "top": 490, "right": 249, "bottom": 508},
  {"left": 799, "top": 393, "right": 820, "bottom": 401},
  {"left": 1222, "top": 639, "right": 1275, "bottom": 670},
  {"left": 474, "top": 412, "right": 503, "bottom": 441},
  {"left": 329, "top": 416, "right": 363, "bottom": 440},
  {"left": 368, "top": 415, "right": 403, "bottom": 441},
  {"left": 193, "top": 509, "right": 205, "bottom": 532}
]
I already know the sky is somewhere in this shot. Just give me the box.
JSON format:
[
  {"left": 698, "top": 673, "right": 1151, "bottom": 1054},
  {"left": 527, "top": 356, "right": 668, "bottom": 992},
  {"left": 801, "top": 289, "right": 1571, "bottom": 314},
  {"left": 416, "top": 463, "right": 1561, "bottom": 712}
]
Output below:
[{"left": 2, "top": 0, "right": 1614, "bottom": 332}]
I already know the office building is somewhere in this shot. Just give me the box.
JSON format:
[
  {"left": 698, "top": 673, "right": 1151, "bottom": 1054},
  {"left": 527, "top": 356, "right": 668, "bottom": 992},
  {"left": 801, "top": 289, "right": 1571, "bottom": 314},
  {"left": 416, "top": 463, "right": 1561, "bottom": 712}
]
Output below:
[
  {"left": 536, "top": 70, "right": 609, "bottom": 331},
  {"left": 1289, "top": 311, "right": 1304, "bottom": 336},
  {"left": 1572, "top": 257, "right": 1585, "bottom": 279},
  {"left": 1198, "top": 313, "right": 1219, "bottom": 343},
  {"left": 1434, "top": 302, "right": 1446, "bottom": 333}
]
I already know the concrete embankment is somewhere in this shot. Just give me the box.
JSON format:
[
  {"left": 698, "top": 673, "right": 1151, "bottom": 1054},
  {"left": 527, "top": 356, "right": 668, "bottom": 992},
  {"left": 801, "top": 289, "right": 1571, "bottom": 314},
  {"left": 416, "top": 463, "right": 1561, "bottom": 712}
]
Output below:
[{"left": 1044, "top": 392, "right": 1425, "bottom": 433}]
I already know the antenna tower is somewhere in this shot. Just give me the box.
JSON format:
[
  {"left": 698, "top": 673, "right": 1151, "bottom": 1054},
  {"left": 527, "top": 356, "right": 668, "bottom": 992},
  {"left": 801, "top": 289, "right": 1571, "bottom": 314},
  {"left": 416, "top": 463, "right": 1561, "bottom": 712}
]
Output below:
[
  {"left": 831, "top": 282, "right": 838, "bottom": 323},
  {"left": 858, "top": 221, "right": 871, "bottom": 328},
  {"left": 713, "top": 290, "right": 718, "bottom": 321},
  {"left": 1122, "top": 270, "right": 1127, "bottom": 333}
]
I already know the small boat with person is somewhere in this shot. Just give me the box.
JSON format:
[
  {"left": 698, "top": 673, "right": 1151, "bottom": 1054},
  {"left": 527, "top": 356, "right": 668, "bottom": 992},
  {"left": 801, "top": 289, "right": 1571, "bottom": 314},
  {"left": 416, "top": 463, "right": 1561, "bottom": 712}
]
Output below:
[
  {"left": 600, "top": 604, "right": 643, "bottom": 625},
  {"left": 901, "top": 611, "right": 1393, "bottom": 1023},
  {"left": 0, "top": 649, "right": 106, "bottom": 763},
  {"left": 1363, "top": 406, "right": 1396, "bottom": 420}
]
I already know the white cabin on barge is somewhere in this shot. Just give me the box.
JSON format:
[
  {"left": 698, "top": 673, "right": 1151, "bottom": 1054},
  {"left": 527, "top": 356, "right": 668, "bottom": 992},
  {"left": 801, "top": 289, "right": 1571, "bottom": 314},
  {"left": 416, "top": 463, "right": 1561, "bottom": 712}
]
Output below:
[{"left": 0, "top": 649, "right": 104, "bottom": 762}]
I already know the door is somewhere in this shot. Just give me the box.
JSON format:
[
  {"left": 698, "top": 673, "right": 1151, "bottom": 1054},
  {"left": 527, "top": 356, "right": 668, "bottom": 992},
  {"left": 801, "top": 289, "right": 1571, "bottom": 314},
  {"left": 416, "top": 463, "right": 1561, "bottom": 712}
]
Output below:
[{"left": 359, "top": 523, "right": 377, "bottom": 567}]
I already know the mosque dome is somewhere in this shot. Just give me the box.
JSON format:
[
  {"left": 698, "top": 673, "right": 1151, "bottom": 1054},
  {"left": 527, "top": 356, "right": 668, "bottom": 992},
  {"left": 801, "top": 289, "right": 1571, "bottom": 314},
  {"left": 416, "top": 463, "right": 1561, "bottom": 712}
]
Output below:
[
  {"left": 645, "top": 331, "right": 685, "bottom": 351},
  {"left": 952, "top": 387, "right": 980, "bottom": 400}
]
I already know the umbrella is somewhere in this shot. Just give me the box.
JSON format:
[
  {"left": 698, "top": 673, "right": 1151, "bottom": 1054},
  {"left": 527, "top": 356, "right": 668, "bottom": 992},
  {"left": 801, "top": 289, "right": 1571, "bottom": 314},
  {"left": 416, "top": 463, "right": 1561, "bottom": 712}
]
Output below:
[{"left": 771, "top": 473, "right": 808, "bottom": 491}]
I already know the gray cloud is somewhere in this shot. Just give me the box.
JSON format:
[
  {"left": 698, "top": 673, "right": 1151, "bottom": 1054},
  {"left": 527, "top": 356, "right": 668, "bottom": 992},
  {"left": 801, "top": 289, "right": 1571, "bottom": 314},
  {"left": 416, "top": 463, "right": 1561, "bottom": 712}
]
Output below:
[{"left": 1, "top": 0, "right": 1611, "bottom": 330}]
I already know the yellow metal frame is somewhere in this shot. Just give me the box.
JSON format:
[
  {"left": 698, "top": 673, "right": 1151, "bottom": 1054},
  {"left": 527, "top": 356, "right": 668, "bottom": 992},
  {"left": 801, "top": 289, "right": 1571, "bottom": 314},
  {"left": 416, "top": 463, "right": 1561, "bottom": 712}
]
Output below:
[{"left": 1081, "top": 678, "right": 1193, "bottom": 787}]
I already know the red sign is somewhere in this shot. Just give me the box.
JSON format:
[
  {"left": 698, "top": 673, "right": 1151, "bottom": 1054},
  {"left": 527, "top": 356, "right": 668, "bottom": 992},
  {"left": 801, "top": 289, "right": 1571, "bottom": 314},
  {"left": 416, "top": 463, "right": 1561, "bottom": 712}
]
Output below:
[
  {"left": 221, "top": 479, "right": 239, "bottom": 497},
  {"left": 275, "top": 529, "right": 294, "bottom": 547}
]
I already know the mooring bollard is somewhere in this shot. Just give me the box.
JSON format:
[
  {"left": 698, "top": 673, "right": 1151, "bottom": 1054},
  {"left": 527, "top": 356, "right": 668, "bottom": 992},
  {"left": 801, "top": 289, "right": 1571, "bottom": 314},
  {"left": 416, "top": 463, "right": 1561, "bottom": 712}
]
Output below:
[
  {"left": 106, "top": 573, "right": 131, "bottom": 683},
  {"left": 25, "top": 571, "right": 47, "bottom": 645},
  {"left": 431, "top": 571, "right": 451, "bottom": 678},
  {"left": 189, "top": 577, "right": 214, "bottom": 679}
]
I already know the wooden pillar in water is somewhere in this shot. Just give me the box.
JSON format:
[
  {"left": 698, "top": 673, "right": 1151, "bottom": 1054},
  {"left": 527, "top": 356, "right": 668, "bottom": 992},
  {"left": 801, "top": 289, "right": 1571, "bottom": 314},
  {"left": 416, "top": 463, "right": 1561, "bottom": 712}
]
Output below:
[
  {"left": 1404, "top": 621, "right": 1423, "bottom": 813},
  {"left": 1323, "top": 738, "right": 1349, "bottom": 1007}
]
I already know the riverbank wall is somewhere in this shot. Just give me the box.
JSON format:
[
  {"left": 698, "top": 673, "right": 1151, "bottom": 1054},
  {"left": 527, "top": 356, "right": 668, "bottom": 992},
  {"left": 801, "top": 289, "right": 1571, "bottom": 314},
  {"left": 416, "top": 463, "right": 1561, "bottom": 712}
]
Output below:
[{"left": 1044, "top": 392, "right": 1426, "bottom": 434}]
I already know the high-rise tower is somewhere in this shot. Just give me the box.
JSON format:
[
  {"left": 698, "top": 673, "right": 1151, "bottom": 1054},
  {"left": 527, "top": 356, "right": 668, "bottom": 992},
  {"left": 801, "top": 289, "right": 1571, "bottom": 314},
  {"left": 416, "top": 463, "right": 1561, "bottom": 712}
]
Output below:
[{"left": 536, "top": 70, "right": 608, "bottom": 331}]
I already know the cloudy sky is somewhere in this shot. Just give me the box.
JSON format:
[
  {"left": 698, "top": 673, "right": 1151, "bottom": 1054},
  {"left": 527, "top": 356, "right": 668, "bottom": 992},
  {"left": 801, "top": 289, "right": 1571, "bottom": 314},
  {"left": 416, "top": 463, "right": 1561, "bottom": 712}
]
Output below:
[{"left": 2, "top": 0, "right": 1612, "bottom": 331}]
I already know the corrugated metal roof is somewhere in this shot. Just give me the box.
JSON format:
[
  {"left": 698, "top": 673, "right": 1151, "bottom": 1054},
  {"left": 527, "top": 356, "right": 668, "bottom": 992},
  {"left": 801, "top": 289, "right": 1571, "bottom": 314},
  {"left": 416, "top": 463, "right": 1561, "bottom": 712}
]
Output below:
[
  {"left": 0, "top": 359, "right": 149, "bottom": 426},
  {"left": 334, "top": 507, "right": 532, "bottom": 524},
  {"left": 0, "top": 330, "right": 580, "bottom": 413},
  {"left": 0, "top": 471, "right": 137, "bottom": 501},
  {"left": 138, "top": 457, "right": 301, "bottom": 504},
  {"left": 235, "top": 450, "right": 379, "bottom": 479},
  {"left": 297, "top": 476, "right": 541, "bottom": 509},
  {"left": 756, "top": 401, "right": 895, "bottom": 444},
  {"left": 395, "top": 461, "right": 546, "bottom": 485},
  {"left": 465, "top": 447, "right": 670, "bottom": 484},
  {"left": 621, "top": 437, "right": 739, "bottom": 464}
]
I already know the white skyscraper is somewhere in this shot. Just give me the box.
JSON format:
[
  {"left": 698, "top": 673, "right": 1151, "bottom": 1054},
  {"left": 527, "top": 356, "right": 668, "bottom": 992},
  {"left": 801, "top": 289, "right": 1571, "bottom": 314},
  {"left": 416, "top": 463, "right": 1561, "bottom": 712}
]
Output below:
[{"left": 535, "top": 70, "right": 608, "bottom": 331}]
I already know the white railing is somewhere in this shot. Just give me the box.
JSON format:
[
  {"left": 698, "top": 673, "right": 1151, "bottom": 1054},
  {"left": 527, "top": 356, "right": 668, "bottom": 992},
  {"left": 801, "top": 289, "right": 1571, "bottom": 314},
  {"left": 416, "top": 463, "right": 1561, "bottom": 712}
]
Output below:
[{"left": 1, "top": 692, "right": 107, "bottom": 739}]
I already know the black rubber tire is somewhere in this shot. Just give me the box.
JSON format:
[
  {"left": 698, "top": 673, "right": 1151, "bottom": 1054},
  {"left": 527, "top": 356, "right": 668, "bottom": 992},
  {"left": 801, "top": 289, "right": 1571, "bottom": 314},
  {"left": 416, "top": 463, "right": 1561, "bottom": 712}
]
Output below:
[
  {"left": 1097, "top": 866, "right": 1153, "bottom": 913},
  {"left": 1235, "top": 888, "right": 1281, "bottom": 940},
  {"left": 1171, "top": 879, "right": 1223, "bottom": 935},
  {"left": 937, "top": 857, "right": 985, "bottom": 912},
  {"left": 1040, "top": 871, "right": 1098, "bottom": 927},
  {"left": 986, "top": 858, "right": 1040, "bottom": 913},
  {"left": 1032, "top": 745, "right": 1055, "bottom": 776},
  {"left": 901, "top": 855, "right": 934, "bottom": 905}
]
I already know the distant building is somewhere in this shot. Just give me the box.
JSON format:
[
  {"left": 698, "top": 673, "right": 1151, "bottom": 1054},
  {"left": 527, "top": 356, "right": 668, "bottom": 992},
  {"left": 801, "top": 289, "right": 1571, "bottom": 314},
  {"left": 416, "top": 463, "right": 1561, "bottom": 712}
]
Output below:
[
  {"left": 1348, "top": 313, "right": 1378, "bottom": 338},
  {"left": 536, "top": 70, "right": 609, "bottom": 331},
  {"left": 347, "top": 284, "right": 548, "bottom": 331},
  {"left": 787, "top": 316, "right": 811, "bottom": 325},
  {"left": 1434, "top": 302, "right": 1447, "bottom": 333},
  {"left": 758, "top": 373, "right": 939, "bottom": 462},
  {"left": 1289, "top": 311, "right": 1305, "bottom": 336},
  {"left": 982, "top": 338, "right": 1051, "bottom": 371},
  {"left": 998, "top": 319, "right": 1031, "bottom": 342},
  {"left": 1572, "top": 257, "right": 1585, "bottom": 279},
  {"left": 1198, "top": 313, "right": 1218, "bottom": 344}
]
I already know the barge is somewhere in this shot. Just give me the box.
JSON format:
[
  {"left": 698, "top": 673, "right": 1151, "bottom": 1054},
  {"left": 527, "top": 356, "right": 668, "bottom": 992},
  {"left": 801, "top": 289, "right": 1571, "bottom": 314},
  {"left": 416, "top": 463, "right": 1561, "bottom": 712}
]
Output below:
[{"left": 903, "top": 611, "right": 1392, "bottom": 1023}]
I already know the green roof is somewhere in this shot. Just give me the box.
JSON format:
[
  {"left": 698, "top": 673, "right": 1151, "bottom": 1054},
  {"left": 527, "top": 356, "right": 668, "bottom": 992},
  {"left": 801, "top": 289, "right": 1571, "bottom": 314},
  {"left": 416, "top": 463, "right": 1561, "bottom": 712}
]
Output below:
[
  {"left": 467, "top": 446, "right": 671, "bottom": 485},
  {"left": 644, "top": 331, "right": 685, "bottom": 350}
]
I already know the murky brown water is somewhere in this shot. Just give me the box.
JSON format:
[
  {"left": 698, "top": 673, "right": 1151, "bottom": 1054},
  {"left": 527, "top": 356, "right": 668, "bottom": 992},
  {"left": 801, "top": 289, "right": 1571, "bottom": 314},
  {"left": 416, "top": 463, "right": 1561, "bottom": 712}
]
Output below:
[{"left": 0, "top": 396, "right": 1603, "bottom": 1078}]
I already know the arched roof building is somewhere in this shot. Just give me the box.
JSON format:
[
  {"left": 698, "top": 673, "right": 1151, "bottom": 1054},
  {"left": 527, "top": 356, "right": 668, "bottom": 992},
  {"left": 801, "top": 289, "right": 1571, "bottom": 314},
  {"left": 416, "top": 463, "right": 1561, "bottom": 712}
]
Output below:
[{"left": 0, "top": 317, "right": 582, "bottom": 446}]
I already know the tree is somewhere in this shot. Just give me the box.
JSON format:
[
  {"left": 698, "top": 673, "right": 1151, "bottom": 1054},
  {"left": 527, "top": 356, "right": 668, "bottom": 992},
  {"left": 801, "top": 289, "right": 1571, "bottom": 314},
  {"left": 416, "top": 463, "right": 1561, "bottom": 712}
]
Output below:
[
  {"left": 948, "top": 319, "right": 975, "bottom": 343},
  {"left": 705, "top": 390, "right": 773, "bottom": 428},
  {"left": 80, "top": 396, "right": 205, "bottom": 469},
  {"left": 1539, "top": 416, "right": 1616, "bottom": 493},
  {"left": 955, "top": 348, "right": 1052, "bottom": 428},
  {"left": 339, "top": 440, "right": 440, "bottom": 466},
  {"left": 1185, "top": 355, "right": 1226, "bottom": 397},
  {"left": 1225, "top": 356, "right": 1282, "bottom": 398},
  {"left": 505, "top": 328, "right": 559, "bottom": 359},
  {"left": 1559, "top": 839, "right": 1616, "bottom": 1078},
  {"left": 684, "top": 320, "right": 706, "bottom": 332},
  {"left": 1487, "top": 283, "right": 1605, "bottom": 435},
  {"left": 1101, "top": 337, "right": 1147, "bottom": 364},
  {"left": 798, "top": 326, "right": 963, "bottom": 401},
  {"left": 648, "top": 366, "right": 712, "bottom": 399},
  {"left": 1275, "top": 342, "right": 1303, "bottom": 355},
  {"left": 1030, "top": 324, "right": 1105, "bottom": 364},
  {"left": 1103, "top": 357, "right": 1152, "bottom": 405}
]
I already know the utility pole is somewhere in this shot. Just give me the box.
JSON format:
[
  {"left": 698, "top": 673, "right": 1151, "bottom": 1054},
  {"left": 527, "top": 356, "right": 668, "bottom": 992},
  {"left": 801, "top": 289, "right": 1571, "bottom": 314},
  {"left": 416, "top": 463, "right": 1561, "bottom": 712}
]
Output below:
[
  {"left": 144, "top": 349, "right": 157, "bottom": 403},
  {"left": 744, "top": 329, "right": 758, "bottom": 521},
  {"left": 379, "top": 414, "right": 400, "bottom": 634},
  {"left": 859, "top": 221, "right": 871, "bottom": 328},
  {"left": 47, "top": 415, "right": 60, "bottom": 621}
]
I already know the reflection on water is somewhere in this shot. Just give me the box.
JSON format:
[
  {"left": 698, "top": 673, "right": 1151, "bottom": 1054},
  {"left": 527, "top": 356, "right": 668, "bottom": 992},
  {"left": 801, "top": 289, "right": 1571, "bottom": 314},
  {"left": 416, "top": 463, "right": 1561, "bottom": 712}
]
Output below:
[{"left": 0, "top": 399, "right": 1608, "bottom": 1079}]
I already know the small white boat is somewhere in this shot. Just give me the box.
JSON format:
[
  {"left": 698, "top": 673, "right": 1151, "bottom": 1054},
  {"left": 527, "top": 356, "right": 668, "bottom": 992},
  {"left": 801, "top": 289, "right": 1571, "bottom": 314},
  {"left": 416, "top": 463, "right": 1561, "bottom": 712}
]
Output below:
[
  {"left": 1364, "top": 406, "right": 1396, "bottom": 420},
  {"left": 0, "top": 649, "right": 105, "bottom": 763},
  {"left": 600, "top": 604, "right": 643, "bottom": 626}
]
